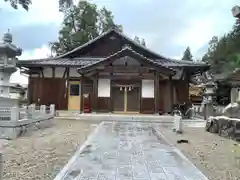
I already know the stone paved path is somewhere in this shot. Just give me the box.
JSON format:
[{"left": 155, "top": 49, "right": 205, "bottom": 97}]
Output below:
[{"left": 54, "top": 122, "right": 208, "bottom": 180}]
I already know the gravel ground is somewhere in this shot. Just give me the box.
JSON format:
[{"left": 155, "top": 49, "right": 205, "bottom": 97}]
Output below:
[
  {"left": 1, "top": 119, "right": 98, "bottom": 180},
  {"left": 2, "top": 119, "right": 240, "bottom": 180},
  {"left": 156, "top": 124, "right": 240, "bottom": 180}
]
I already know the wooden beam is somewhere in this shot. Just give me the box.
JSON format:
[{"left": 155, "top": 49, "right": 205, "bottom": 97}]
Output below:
[
  {"left": 80, "top": 75, "right": 84, "bottom": 113},
  {"left": 154, "top": 72, "right": 159, "bottom": 114},
  {"left": 97, "top": 66, "right": 154, "bottom": 73},
  {"left": 110, "top": 79, "right": 113, "bottom": 112},
  {"left": 98, "top": 73, "right": 155, "bottom": 79},
  {"left": 169, "top": 75, "right": 173, "bottom": 110},
  {"left": 66, "top": 68, "right": 70, "bottom": 79},
  {"left": 63, "top": 67, "right": 68, "bottom": 78},
  {"left": 52, "top": 67, "right": 55, "bottom": 78},
  {"left": 92, "top": 75, "right": 98, "bottom": 112},
  {"left": 140, "top": 80, "right": 142, "bottom": 113},
  {"left": 40, "top": 68, "right": 44, "bottom": 78}
]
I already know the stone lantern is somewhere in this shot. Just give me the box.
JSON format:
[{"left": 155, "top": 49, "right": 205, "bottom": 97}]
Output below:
[
  {"left": 203, "top": 81, "right": 216, "bottom": 120},
  {"left": 204, "top": 81, "right": 216, "bottom": 102},
  {"left": 0, "top": 30, "right": 22, "bottom": 107}
]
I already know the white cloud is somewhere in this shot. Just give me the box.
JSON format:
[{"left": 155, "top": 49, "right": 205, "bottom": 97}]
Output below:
[
  {"left": 20, "top": 45, "right": 52, "bottom": 59},
  {"left": 4, "top": 0, "right": 240, "bottom": 85},
  {"left": 10, "top": 70, "right": 28, "bottom": 85},
  {"left": 24, "top": 0, "right": 63, "bottom": 25},
  {"left": 10, "top": 45, "right": 52, "bottom": 85}
]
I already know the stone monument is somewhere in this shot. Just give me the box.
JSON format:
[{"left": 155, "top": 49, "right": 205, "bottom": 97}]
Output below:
[
  {"left": 0, "top": 30, "right": 22, "bottom": 107},
  {"left": 203, "top": 81, "right": 216, "bottom": 120}
]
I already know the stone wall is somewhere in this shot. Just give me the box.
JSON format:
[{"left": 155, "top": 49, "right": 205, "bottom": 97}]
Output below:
[{"left": 0, "top": 104, "right": 55, "bottom": 139}]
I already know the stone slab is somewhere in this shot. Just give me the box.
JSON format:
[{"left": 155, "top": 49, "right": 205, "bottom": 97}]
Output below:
[
  {"left": 0, "top": 116, "right": 55, "bottom": 139},
  {"left": 55, "top": 113, "right": 204, "bottom": 123},
  {"left": 54, "top": 122, "right": 208, "bottom": 180}
]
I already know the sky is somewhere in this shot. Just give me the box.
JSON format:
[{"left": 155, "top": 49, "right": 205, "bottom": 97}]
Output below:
[{"left": 0, "top": 0, "right": 238, "bottom": 85}]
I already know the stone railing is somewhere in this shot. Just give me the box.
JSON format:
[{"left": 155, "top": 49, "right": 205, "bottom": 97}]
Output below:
[
  {"left": 0, "top": 104, "right": 55, "bottom": 139},
  {"left": 192, "top": 104, "right": 226, "bottom": 119},
  {"left": 192, "top": 104, "right": 204, "bottom": 119}
]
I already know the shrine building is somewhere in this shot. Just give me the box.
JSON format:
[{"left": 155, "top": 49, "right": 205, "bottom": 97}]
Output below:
[{"left": 17, "top": 29, "right": 209, "bottom": 114}]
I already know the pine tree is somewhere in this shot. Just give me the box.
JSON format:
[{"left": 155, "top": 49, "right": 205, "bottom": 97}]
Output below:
[
  {"left": 50, "top": 1, "right": 122, "bottom": 55},
  {"left": 182, "top": 47, "right": 193, "bottom": 61}
]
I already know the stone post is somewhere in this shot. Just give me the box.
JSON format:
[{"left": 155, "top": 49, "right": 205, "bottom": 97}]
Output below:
[
  {"left": 40, "top": 105, "right": 46, "bottom": 115},
  {"left": 21, "top": 106, "right": 27, "bottom": 119},
  {"left": 50, "top": 104, "right": 55, "bottom": 116},
  {"left": 0, "top": 153, "right": 3, "bottom": 180},
  {"left": 230, "top": 88, "right": 238, "bottom": 103},
  {"left": 10, "top": 107, "right": 19, "bottom": 121},
  {"left": 28, "top": 104, "right": 35, "bottom": 116},
  {"left": 205, "top": 102, "right": 214, "bottom": 120},
  {"left": 32, "top": 104, "right": 36, "bottom": 111},
  {"left": 203, "top": 82, "right": 216, "bottom": 120}
]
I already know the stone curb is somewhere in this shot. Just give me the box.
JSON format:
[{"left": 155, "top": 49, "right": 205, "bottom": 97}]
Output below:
[
  {"left": 152, "top": 125, "right": 209, "bottom": 180},
  {"left": 54, "top": 122, "right": 105, "bottom": 180},
  {"left": 55, "top": 116, "right": 205, "bottom": 123}
]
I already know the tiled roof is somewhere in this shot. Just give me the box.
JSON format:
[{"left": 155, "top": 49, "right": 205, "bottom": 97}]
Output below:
[
  {"left": 17, "top": 57, "right": 102, "bottom": 67},
  {"left": 17, "top": 29, "right": 209, "bottom": 70},
  {"left": 54, "top": 28, "right": 209, "bottom": 68},
  {"left": 17, "top": 56, "right": 208, "bottom": 69},
  {"left": 56, "top": 28, "right": 167, "bottom": 59},
  {"left": 159, "top": 58, "right": 208, "bottom": 67},
  {"left": 78, "top": 47, "right": 176, "bottom": 75}
]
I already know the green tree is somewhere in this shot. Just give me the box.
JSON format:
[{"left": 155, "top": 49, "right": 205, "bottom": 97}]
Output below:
[
  {"left": 4, "top": 0, "right": 31, "bottom": 11},
  {"left": 4, "top": 0, "right": 73, "bottom": 11},
  {"left": 182, "top": 46, "right": 193, "bottom": 61},
  {"left": 202, "top": 19, "right": 240, "bottom": 75},
  {"left": 50, "top": 0, "right": 122, "bottom": 55}
]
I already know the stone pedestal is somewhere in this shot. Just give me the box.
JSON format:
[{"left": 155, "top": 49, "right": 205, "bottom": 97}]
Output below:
[
  {"left": 0, "top": 97, "right": 19, "bottom": 108},
  {"left": 204, "top": 102, "right": 214, "bottom": 120}
]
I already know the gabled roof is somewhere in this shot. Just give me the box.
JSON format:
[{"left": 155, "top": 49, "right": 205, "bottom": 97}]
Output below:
[
  {"left": 17, "top": 28, "right": 209, "bottom": 74},
  {"left": 55, "top": 28, "right": 209, "bottom": 68},
  {"left": 56, "top": 28, "right": 166, "bottom": 59},
  {"left": 77, "top": 47, "right": 176, "bottom": 76}
]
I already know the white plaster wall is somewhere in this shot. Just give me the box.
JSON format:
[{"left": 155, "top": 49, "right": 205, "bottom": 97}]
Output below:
[
  {"left": 141, "top": 80, "right": 154, "bottom": 98},
  {"left": 55, "top": 67, "right": 65, "bottom": 78},
  {"left": 98, "top": 79, "right": 110, "bottom": 97},
  {"left": 69, "top": 68, "right": 80, "bottom": 77},
  {"left": 42, "top": 67, "right": 52, "bottom": 78},
  {"left": 42, "top": 67, "right": 80, "bottom": 78},
  {"left": 30, "top": 74, "right": 38, "bottom": 78}
]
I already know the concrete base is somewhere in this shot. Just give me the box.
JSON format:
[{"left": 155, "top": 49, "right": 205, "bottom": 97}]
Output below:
[{"left": 0, "top": 115, "right": 54, "bottom": 140}]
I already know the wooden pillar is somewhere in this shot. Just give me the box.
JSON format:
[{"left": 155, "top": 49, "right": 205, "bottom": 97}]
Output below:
[
  {"left": 140, "top": 80, "right": 142, "bottom": 113},
  {"left": 154, "top": 72, "right": 159, "bottom": 114},
  {"left": 169, "top": 75, "right": 173, "bottom": 111},
  {"left": 92, "top": 75, "right": 98, "bottom": 112},
  {"left": 110, "top": 79, "right": 113, "bottom": 112},
  {"left": 80, "top": 75, "right": 84, "bottom": 113},
  {"left": 65, "top": 68, "right": 70, "bottom": 110}
]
